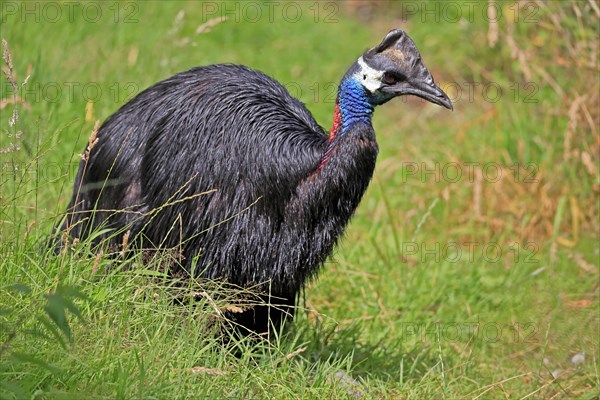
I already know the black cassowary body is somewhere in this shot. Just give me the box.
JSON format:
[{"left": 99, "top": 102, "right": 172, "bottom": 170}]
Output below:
[{"left": 57, "top": 29, "right": 452, "bottom": 336}]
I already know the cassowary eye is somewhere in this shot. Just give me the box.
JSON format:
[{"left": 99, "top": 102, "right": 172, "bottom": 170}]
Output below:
[{"left": 382, "top": 72, "right": 402, "bottom": 85}]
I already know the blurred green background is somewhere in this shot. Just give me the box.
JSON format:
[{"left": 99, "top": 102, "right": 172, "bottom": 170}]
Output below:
[{"left": 1, "top": 1, "right": 598, "bottom": 398}]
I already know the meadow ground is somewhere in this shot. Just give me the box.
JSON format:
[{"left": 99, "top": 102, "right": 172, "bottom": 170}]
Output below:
[{"left": 1, "top": 1, "right": 598, "bottom": 399}]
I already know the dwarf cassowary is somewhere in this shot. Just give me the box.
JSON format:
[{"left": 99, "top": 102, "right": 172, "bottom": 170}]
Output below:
[{"left": 57, "top": 29, "right": 452, "bottom": 336}]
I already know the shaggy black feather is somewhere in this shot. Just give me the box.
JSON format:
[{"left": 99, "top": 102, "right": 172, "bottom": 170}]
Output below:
[{"left": 56, "top": 29, "right": 451, "bottom": 336}]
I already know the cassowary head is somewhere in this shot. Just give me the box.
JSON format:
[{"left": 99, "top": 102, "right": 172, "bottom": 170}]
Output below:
[{"left": 345, "top": 29, "right": 453, "bottom": 109}]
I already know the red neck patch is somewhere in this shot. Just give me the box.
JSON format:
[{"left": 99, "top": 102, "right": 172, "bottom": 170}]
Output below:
[
  {"left": 318, "top": 101, "right": 341, "bottom": 170},
  {"left": 329, "top": 101, "right": 341, "bottom": 141}
]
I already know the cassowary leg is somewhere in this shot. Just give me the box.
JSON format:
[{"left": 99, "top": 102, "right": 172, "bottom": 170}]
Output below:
[{"left": 225, "top": 292, "right": 296, "bottom": 339}]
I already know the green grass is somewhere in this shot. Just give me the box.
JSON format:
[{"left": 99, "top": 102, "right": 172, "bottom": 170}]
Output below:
[{"left": 1, "top": 1, "right": 598, "bottom": 398}]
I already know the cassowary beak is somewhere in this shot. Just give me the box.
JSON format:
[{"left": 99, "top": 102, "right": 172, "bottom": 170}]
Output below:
[
  {"left": 401, "top": 74, "right": 453, "bottom": 110},
  {"left": 380, "top": 67, "right": 453, "bottom": 110}
]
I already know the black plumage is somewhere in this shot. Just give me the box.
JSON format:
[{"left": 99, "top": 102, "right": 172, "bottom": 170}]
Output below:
[{"left": 56, "top": 29, "right": 452, "bottom": 336}]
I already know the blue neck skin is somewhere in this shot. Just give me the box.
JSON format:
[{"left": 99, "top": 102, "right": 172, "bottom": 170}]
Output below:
[
  {"left": 319, "top": 75, "right": 388, "bottom": 168},
  {"left": 336, "top": 77, "right": 375, "bottom": 134},
  {"left": 335, "top": 74, "right": 396, "bottom": 135}
]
